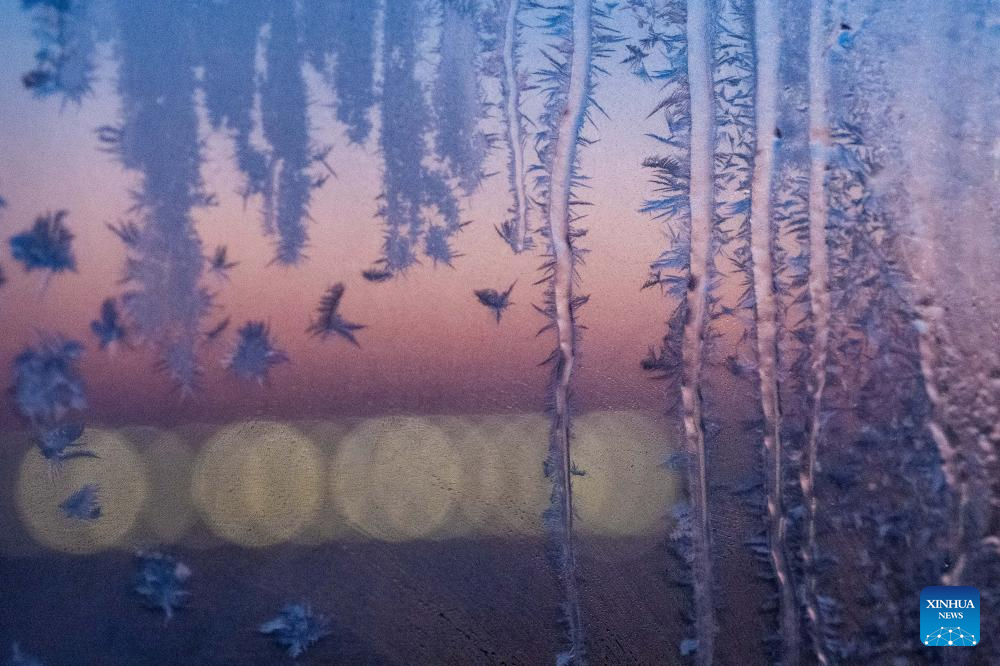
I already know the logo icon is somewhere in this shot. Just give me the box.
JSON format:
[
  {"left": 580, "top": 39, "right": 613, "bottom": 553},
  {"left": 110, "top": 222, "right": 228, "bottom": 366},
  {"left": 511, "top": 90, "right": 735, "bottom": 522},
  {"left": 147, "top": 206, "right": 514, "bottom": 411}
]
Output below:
[{"left": 921, "top": 586, "right": 980, "bottom": 647}]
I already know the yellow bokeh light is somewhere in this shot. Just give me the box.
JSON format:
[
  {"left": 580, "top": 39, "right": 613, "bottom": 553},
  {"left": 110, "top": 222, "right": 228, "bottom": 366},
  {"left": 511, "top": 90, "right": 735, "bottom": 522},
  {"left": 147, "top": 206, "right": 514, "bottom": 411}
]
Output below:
[
  {"left": 462, "top": 413, "right": 550, "bottom": 537},
  {"left": 571, "top": 410, "right": 678, "bottom": 537},
  {"left": 291, "top": 419, "right": 352, "bottom": 545},
  {"left": 192, "top": 421, "right": 322, "bottom": 547},
  {"left": 332, "top": 416, "right": 460, "bottom": 542},
  {"left": 16, "top": 428, "right": 147, "bottom": 554},
  {"left": 127, "top": 426, "right": 197, "bottom": 544}
]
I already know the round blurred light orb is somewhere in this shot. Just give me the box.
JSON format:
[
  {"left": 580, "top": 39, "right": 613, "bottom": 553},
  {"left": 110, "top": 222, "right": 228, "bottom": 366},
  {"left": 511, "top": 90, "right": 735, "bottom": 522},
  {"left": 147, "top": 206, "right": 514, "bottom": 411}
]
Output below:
[
  {"left": 131, "top": 427, "right": 197, "bottom": 543},
  {"left": 570, "top": 410, "right": 678, "bottom": 537},
  {"left": 290, "top": 419, "right": 351, "bottom": 545},
  {"left": 465, "top": 413, "right": 550, "bottom": 537},
  {"left": 332, "top": 416, "right": 459, "bottom": 541},
  {"left": 192, "top": 421, "right": 322, "bottom": 547},
  {"left": 17, "top": 428, "right": 147, "bottom": 554}
]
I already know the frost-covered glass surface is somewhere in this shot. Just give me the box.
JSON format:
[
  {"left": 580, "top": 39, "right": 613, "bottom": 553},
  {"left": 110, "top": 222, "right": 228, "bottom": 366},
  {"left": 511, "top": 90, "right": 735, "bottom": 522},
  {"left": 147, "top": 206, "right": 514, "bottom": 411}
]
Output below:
[{"left": 0, "top": 1, "right": 997, "bottom": 664}]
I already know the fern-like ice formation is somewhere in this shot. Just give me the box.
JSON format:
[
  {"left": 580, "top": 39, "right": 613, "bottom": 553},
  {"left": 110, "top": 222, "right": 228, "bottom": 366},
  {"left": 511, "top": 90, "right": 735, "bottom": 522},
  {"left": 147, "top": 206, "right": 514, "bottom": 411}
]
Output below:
[
  {"left": 370, "top": 0, "right": 464, "bottom": 277},
  {"left": 433, "top": 0, "right": 494, "bottom": 196},
  {"left": 490, "top": 0, "right": 534, "bottom": 253},
  {"left": 307, "top": 283, "right": 365, "bottom": 345},
  {"left": 224, "top": 321, "right": 289, "bottom": 384},
  {"left": 301, "top": 1, "right": 378, "bottom": 145},
  {"left": 626, "top": 1, "right": 721, "bottom": 659},
  {"left": 680, "top": 0, "right": 716, "bottom": 660},
  {"left": 531, "top": 1, "right": 619, "bottom": 662},
  {"left": 259, "top": 602, "right": 331, "bottom": 659},
  {"left": 800, "top": 2, "right": 832, "bottom": 662},
  {"left": 9, "top": 210, "right": 76, "bottom": 278},
  {"left": 59, "top": 483, "right": 101, "bottom": 520},
  {"left": 20, "top": 0, "right": 97, "bottom": 103},
  {"left": 747, "top": 1, "right": 800, "bottom": 662},
  {"left": 12, "top": 335, "right": 86, "bottom": 428},
  {"left": 257, "top": 1, "right": 324, "bottom": 265},
  {"left": 134, "top": 550, "right": 191, "bottom": 623},
  {"left": 106, "top": 1, "right": 213, "bottom": 395}
]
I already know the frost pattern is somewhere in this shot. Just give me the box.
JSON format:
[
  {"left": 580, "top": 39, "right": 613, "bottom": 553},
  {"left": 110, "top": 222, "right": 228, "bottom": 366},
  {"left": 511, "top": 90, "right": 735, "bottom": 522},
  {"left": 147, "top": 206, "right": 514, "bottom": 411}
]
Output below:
[
  {"left": 224, "top": 321, "right": 289, "bottom": 384},
  {"left": 59, "top": 483, "right": 101, "bottom": 520},
  {"left": 134, "top": 550, "right": 191, "bottom": 623},
  {"left": 306, "top": 283, "right": 365, "bottom": 345},
  {"left": 531, "top": 1, "right": 620, "bottom": 662},
  {"left": 432, "top": 0, "right": 494, "bottom": 195},
  {"left": 6, "top": 642, "right": 43, "bottom": 666},
  {"left": 109, "top": 1, "right": 213, "bottom": 395},
  {"left": 259, "top": 603, "right": 331, "bottom": 659},
  {"left": 9, "top": 210, "right": 76, "bottom": 277},
  {"left": 21, "top": 0, "right": 97, "bottom": 103},
  {"left": 370, "top": 0, "right": 464, "bottom": 277},
  {"left": 12, "top": 335, "right": 86, "bottom": 428}
]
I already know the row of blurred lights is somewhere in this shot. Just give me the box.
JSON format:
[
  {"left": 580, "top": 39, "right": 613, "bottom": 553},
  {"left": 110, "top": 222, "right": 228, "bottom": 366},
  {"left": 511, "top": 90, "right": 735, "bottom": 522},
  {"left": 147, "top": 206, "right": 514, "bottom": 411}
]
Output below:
[{"left": 4, "top": 412, "right": 678, "bottom": 555}]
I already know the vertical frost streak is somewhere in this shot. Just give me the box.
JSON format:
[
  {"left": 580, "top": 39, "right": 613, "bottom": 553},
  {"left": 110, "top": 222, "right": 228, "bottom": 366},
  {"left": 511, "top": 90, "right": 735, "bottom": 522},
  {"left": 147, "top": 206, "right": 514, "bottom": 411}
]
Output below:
[
  {"left": 803, "top": 1, "right": 831, "bottom": 663},
  {"left": 545, "top": 1, "right": 592, "bottom": 661},
  {"left": 684, "top": 0, "right": 716, "bottom": 662},
  {"left": 750, "top": 1, "right": 799, "bottom": 662},
  {"left": 502, "top": 0, "right": 530, "bottom": 252}
]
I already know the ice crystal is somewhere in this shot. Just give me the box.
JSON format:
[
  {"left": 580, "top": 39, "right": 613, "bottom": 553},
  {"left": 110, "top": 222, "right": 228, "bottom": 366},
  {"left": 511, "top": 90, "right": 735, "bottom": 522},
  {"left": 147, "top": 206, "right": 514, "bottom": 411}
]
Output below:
[
  {"left": 134, "top": 550, "right": 191, "bottom": 623},
  {"left": 20, "top": 0, "right": 96, "bottom": 103},
  {"left": 10, "top": 210, "right": 76, "bottom": 275},
  {"left": 207, "top": 245, "right": 238, "bottom": 279},
  {"left": 432, "top": 0, "right": 494, "bottom": 195},
  {"left": 474, "top": 282, "right": 516, "bottom": 323},
  {"left": 6, "top": 642, "right": 42, "bottom": 666},
  {"left": 90, "top": 298, "right": 126, "bottom": 350},
  {"left": 106, "top": 220, "right": 141, "bottom": 248},
  {"left": 12, "top": 335, "right": 85, "bottom": 426},
  {"left": 374, "top": 0, "right": 463, "bottom": 274},
  {"left": 59, "top": 483, "right": 101, "bottom": 520},
  {"left": 306, "top": 283, "right": 365, "bottom": 345},
  {"left": 37, "top": 422, "right": 94, "bottom": 463},
  {"left": 259, "top": 603, "right": 331, "bottom": 659},
  {"left": 301, "top": 1, "right": 378, "bottom": 144},
  {"left": 224, "top": 321, "right": 288, "bottom": 384}
]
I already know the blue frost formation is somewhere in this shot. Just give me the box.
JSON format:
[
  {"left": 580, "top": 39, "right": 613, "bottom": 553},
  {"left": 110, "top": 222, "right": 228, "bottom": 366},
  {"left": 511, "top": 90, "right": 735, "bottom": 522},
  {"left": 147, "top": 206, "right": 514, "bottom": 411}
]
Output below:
[
  {"left": 474, "top": 282, "right": 515, "bottom": 322},
  {"left": 90, "top": 298, "right": 126, "bottom": 350},
  {"left": 301, "top": 1, "right": 378, "bottom": 145},
  {"left": 6, "top": 642, "right": 42, "bottom": 666},
  {"left": 12, "top": 335, "right": 86, "bottom": 426},
  {"left": 258, "top": 1, "right": 322, "bottom": 265},
  {"left": 530, "top": 1, "right": 620, "bottom": 663},
  {"left": 108, "top": 1, "right": 213, "bottom": 395},
  {"left": 106, "top": 220, "right": 141, "bottom": 248},
  {"left": 195, "top": 0, "right": 270, "bottom": 217},
  {"left": 484, "top": 0, "right": 533, "bottom": 254},
  {"left": 12, "top": 335, "right": 92, "bottom": 468},
  {"left": 10, "top": 210, "right": 76, "bottom": 275},
  {"left": 59, "top": 483, "right": 101, "bottom": 520},
  {"left": 432, "top": 0, "right": 494, "bottom": 195},
  {"left": 306, "top": 283, "right": 365, "bottom": 345},
  {"left": 370, "top": 0, "right": 464, "bottom": 277},
  {"left": 259, "top": 603, "right": 331, "bottom": 659},
  {"left": 225, "top": 321, "right": 288, "bottom": 384},
  {"left": 134, "top": 550, "right": 191, "bottom": 623},
  {"left": 204, "top": 317, "right": 230, "bottom": 342},
  {"left": 207, "top": 246, "right": 238, "bottom": 280},
  {"left": 37, "top": 422, "right": 94, "bottom": 463},
  {"left": 20, "top": 0, "right": 97, "bottom": 103}
]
